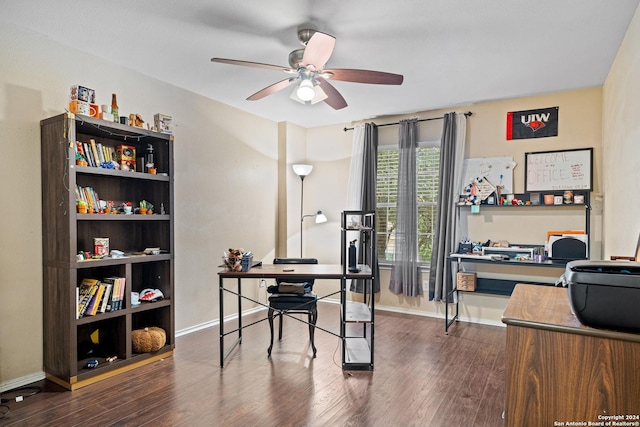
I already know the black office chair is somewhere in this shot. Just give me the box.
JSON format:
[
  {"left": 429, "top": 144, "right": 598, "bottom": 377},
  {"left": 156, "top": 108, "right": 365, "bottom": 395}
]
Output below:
[{"left": 267, "top": 258, "right": 318, "bottom": 358}]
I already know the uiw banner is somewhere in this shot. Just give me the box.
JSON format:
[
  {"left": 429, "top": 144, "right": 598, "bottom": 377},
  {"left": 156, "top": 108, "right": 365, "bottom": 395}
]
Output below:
[{"left": 506, "top": 106, "right": 558, "bottom": 140}]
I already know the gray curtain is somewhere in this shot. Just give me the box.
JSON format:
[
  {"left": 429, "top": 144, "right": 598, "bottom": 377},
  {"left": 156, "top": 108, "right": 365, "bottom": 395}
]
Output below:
[
  {"left": 351, "top": 123, "right": 380, "bottom": 293},
  {"left": 429, "top": 112, "right": 467, "bottom": 301},
  {"left": 389, "top": 119, "right": 422, "bottom": 296}
]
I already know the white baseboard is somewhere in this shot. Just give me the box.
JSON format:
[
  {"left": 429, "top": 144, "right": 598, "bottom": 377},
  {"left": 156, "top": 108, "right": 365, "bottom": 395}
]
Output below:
[
  {"left": 1, "top": 372, "right": 46, "bottom": 393},
  {"left": 373, "top": 303, "right": 506, "bottom": 328},
  {"left": 176, "top": 306, "right": 266, "bottom": 337}
]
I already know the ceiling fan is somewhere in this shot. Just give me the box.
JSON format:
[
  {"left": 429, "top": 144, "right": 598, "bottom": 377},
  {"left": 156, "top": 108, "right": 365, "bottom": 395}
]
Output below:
[{"left": 211, "top": 28, "right": 403, "bottom": 110}]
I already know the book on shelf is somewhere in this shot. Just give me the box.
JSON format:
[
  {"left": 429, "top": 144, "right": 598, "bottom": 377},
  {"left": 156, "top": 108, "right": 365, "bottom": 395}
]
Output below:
[
  {"left": 117, "top": 277, "right": 126, "bottom": 310},
  {"left": 83, "top": 142, "right": 94, "bottom": 167},
  {"left": 103, "top": 277, "right": 125, "bottom": 311},
  {"left": 99, "top": 283, "right": 112, "bottom": 313},
  {"left": 89, "top": 139, "right": 101, "bottom": 167},
  {"left": 85, "top": 283, "right": 106, "bottom": 316},
  {"left": 78, "top": 279, "right": 100, "bottom": 317},
  {"left": 77, "top": 279, "right": 96, "bottom": 318},
  {"left": 96, "top": 142, "right": 106, "bottom": 165}
]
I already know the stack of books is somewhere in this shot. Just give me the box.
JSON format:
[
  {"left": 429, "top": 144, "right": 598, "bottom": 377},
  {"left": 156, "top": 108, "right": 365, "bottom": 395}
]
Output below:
[{"left": 76, "top": 277, "right": 127, "bottom": 318}]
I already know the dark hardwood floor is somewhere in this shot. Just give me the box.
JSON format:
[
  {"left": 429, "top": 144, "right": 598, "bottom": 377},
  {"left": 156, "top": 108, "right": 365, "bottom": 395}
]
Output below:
[{"left": 1, "top": 303, "right": 505, "bottom": 426}]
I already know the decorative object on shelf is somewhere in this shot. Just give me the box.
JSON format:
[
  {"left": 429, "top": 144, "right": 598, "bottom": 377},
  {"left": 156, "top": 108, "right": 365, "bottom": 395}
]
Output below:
[
  {"left": 138, "top": 200, "right": 153, "bottom": 214},
  {"left": 139, "top": 288, "right": 165, "bottom": 302},
  {"left": 131, "top": 327, "right": 166, "bottom": 353},
  {"left": 128, "top": 113, "right": 145, "bottom": 128},
  {"left": 544, "top": 194, "right": 555, "bottom": 205},
  {"left": 116, "top": 145, "right": 136, "bottom": 171},
  {"left": 563, "top": 190, "right": 573, "bottom": 204},
  {"left": 292, "top": 164, "right": 327, "bottom": 257},
  {"left": 154, "top": 113, "right": 172, "bottom": 134},
  {"left": 574, "top": 194, "right": 585, "bottom": 204},
  {"left": 123, "top": 202, "right": 132, "bottom": 215},
  {"left": 93, "top": 238, "right": 109, "bottom": 257},
  {"left": 554, "top": 195, "right": 563, "bottom": 205},
  {"left": 77, "top": 200, "right": 88, "bottom": 214},
  {"left": 111, "top": 93, "right": 119, "bottom": 122},
  {"left": 69, "top": 85, "right": 98, "bottom": 118},
  {"left": 529, "top": 192, "right": 540, "bottom": 205},
  {"left": 131, "top": 292, "right": 140, "bottom": 306},
  {"left": 144, "top": 144, "right": 154, "bottom": 173},
  {"left": 100, "top": 104, "right": 113, "bottom": 121}
]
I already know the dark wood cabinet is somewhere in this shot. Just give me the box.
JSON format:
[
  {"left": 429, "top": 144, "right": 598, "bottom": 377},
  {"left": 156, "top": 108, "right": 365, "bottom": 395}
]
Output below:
[{"left": 41, "top": 113, "right": 174, "bottom": 390}]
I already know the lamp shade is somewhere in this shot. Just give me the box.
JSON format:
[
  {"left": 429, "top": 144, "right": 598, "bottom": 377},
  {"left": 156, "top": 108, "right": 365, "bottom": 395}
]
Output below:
[
  {"left": 292, "top": 164, "right": 313, "bottom": 177},
  {"left": 296, "top": 79, "right": 315, "bottom": 101},
  {"left": 315, "top": 211, "right": 328, "bottom": 224}
]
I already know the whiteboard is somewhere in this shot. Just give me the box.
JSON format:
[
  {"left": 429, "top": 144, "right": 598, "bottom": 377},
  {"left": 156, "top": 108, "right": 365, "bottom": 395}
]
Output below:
[
  {"left": 525, "top": 148, "right": 593, "bottom": 191},
  {"left": 460, "top": 157, "right": 516, "bottom": 195}
]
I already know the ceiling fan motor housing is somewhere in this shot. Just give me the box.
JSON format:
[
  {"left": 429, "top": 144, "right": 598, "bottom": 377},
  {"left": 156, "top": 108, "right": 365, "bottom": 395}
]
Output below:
[{"left": 297, "top": 28, "right": 316, "bottom": 46}]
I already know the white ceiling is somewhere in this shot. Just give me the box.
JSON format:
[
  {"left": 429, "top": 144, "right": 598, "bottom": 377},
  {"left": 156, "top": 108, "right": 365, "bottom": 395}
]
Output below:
[{"left": 2, "top": 0, "right": 638, "bottom": 128}]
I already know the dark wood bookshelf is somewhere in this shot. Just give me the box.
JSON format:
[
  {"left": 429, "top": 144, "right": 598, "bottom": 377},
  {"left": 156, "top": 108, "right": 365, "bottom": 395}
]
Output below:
[{"left": 41, "top": 112, "right": 174, "bottom": 390}]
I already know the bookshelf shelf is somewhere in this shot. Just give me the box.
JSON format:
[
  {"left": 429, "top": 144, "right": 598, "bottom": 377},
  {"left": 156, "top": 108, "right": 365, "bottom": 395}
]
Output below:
[{"left": 41, "top": 112, "right": 175, "bottom": 390}]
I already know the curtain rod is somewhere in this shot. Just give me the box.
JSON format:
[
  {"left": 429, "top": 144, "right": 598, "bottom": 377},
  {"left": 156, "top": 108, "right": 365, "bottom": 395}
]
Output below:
[{"left": 342, "top": 111, "right": 473, "bottom": 132}]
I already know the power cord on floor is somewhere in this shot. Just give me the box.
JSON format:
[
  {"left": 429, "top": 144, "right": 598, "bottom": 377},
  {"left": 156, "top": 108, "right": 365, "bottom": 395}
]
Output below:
[
  {"left": 0, "top": 385, "right": 42, "bottom": 419},
  {"left": 332, "top": 337, "right": 342, "bottom": 369}
]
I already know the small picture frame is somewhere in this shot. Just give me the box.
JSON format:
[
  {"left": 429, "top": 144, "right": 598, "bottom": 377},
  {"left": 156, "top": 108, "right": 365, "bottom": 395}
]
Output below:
[
  {"left": 529, "top": 192, "right": 540, "bottom": 205},
  {"left": 573, "top": 194, "right": 585, "bottom": 204},
  {"left": 554, "top": 195, "right": 563, "bottom": 205}
]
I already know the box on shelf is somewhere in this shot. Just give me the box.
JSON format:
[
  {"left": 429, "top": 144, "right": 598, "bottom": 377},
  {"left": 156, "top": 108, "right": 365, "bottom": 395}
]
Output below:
[
  {"left": 70, "top": 85, "right": 96, "bottom": 103},
  {"left": 116, "top": 145, "right": 136, "bottom": 171},
  {"left": 154, "top": 113, "right": 172, "bottom": 134},
  {"left": 457, "top": 272, "right": 477, "bottom": 291},
  {"left": 69, "top": 100, "right": 98, "bottom": 117},
  {"left": 93, "top": 237, "right": 109, "bottom": 257}
]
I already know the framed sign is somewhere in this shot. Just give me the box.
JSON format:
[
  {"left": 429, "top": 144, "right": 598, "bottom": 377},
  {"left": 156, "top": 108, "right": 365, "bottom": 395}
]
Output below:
[{"left": 525, "top": 148, "right": 593, "bottom": 192}]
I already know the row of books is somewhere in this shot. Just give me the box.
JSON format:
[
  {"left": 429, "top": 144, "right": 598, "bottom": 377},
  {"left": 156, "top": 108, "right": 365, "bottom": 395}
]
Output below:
[
  {"left": 77, "top": 277, "right": 126, "bottom": 318},
  {"left": 76, "top": 139, "right": 115, "bottom": 168},
  {"left": 75, "top": 185, "right": 100, "bottom": 211}
]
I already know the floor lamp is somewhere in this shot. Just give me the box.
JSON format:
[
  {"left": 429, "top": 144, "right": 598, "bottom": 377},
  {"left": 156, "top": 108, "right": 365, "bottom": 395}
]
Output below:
[{"left": 293, "top": 164, "right": 328, "bottom": 257}]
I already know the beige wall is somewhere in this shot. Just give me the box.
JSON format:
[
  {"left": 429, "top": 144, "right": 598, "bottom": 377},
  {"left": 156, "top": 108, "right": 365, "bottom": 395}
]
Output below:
[
  {"left": 305, "top": 88, "right": 603, "bottom": 326},
  {"left": 603, "top": 5, "right": 640, "bottom": 258},
  {"left": 0, "top": 23, "right": 279, "bottom": 389}
]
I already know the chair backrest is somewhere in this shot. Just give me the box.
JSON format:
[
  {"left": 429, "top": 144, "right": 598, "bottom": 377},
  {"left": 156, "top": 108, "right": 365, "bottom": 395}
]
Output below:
[{"left": 273, "top": 258, "right": 318, "bottom": 285}]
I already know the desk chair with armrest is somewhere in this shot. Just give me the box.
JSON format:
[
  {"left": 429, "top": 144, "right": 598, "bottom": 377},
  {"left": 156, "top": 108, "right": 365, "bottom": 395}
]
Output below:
[{"left": 267, "top": 258, "right": 318, "bottom": 358}]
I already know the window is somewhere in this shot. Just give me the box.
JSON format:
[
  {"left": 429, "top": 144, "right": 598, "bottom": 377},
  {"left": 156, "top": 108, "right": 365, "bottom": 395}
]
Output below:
[{"left": 376, "top": 141, "right": 440, "bottom": 265}]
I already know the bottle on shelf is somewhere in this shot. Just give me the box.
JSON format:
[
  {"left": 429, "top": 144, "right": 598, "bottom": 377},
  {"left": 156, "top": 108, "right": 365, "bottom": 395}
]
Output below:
[{"left": 111, "top": 93, "right": 119, "bottom": 123}]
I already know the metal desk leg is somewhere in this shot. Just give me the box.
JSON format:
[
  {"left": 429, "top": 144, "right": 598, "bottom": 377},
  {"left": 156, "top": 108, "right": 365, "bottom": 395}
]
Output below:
[
  {"left": 219, "top": 275, "right": 224, "bottom": 367},
  {"left": 237, "top": 277, "right": 242, "bottom": 344}
]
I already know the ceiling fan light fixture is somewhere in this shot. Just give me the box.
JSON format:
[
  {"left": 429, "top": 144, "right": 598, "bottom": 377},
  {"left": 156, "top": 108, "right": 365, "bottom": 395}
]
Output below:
[
  {"left": 310, "top": 85, "right": 328, "bottom": 104},
  {"left": 296, "top": 79, "right": 315, "bottom": 101}
]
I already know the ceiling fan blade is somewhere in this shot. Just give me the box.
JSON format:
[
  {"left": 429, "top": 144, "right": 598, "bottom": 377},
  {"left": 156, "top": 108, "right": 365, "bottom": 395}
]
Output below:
[
  {"left": 211, "top": 58, "right": 292, "bottom": 73},
  {"left": 302, "top": 32, "right": 336, "bottom": 70},
  {"left": 324, "top": 68, "right": 404, "bottom": 85},
  {"left": 247, "top": 78, "right": 297, "bottom": 101},
  {"left": 317, "top": 79, "right": 347, "bottom": 110}
]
